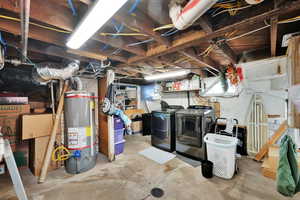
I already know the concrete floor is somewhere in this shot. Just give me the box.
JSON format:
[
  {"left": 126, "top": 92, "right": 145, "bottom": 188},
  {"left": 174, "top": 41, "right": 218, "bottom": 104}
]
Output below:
[{"left": 1, "top": 135, "right": 299, "bottom": 200}]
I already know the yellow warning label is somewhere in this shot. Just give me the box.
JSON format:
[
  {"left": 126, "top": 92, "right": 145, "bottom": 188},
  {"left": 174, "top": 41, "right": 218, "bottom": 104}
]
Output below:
[
  {"left": 85, "top": 126, "right": 91, "bottom": 136},
  {"left": 90, "top": 101, "right": 95, "bottom": 109}
]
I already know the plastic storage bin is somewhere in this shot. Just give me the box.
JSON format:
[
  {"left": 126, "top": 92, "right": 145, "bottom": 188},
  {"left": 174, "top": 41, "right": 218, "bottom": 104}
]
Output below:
[
  {"left": 114, "top": 117, "right": 124, "bottom": 130},
  {"left": 114, "top": 129, "right": 124, "bottom": 143},
  {"left": 115, "top": 140, "right": 125, "bottom": 155},
  {"left": 204, "top": 133, "right": 238, "bottom": 179}
]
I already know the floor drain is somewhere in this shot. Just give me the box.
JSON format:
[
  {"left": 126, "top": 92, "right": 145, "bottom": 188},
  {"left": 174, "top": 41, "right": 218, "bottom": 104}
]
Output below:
[{"left": 151, "top": 188, "right": 164, "bottom": 198}]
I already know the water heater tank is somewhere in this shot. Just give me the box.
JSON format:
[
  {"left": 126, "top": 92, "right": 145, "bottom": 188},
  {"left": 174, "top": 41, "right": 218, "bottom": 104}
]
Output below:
[{"left": 64, "top": 91, "right": 97, "bottom": 174}]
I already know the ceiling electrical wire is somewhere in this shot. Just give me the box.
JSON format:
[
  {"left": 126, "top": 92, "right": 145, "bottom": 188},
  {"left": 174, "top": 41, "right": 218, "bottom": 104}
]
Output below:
[
  {"left": 212, "top": 5, "right": 252, "bottom": 17},
  {"left": 0, "top": 15, "right": 71, "bottom": 34},
  {"left": 226, "top": 25, "right": 270, "bottom": 41},
  {"left": 127, "top": 38, "right": 154, "bottom": 47}
]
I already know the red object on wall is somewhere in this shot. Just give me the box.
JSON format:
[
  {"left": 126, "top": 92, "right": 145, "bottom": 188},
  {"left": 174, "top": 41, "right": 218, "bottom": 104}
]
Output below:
[{"left": 236, "top": 67, "right": 244, "bottom": 81}]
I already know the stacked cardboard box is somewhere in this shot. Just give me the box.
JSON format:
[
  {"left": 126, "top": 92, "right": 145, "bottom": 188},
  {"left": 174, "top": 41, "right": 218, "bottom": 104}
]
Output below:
[
  {"left": 0, "top": 105, "right": 30, "bottom": 151},
  {"left": 0, "top": 104, "right": 30, "bottom": 168},
  {"left": 22, "top": 113, "right": 62, "bottom": 176}
]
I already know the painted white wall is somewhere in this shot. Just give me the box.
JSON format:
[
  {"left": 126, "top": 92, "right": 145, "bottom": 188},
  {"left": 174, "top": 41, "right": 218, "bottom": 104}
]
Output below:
[{"left": 156, "top": 56, "right": 288, "bottom": 126}]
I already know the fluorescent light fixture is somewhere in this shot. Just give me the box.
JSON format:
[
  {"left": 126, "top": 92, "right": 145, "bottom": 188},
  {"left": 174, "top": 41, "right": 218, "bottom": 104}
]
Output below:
[
  {"left": 144, "top": 70, "right": 191, "bottom": 81},
  {"left": 66, "top": 0, "right": 129, "bottom": 49}
]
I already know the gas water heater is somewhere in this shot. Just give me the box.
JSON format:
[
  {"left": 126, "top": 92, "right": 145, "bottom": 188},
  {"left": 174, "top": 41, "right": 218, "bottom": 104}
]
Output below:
[{"left": 64, "top": 91, "right": 97, "bottom": 174}]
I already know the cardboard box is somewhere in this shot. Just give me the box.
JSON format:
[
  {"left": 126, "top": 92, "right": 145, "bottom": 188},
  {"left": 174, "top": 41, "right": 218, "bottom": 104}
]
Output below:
[
  {"left": 0, "top": 105, "right": 30, "bottom": 150},
  {"left": 0, "top": 97, "right": 28, "bottom": 105},
  {"left": 22, "top": 114, "right": 61, "bottom": 140},
  {"left": 0, "top": 113, "right": 21, "bottom": 149},
  {"left": 29, "top": 135, "right": 62, "bottom": 176},
  {"left": 262, "top": 145, "right": 300, "bottom": 180},
  {"left": 131, "top": 121, "right": 142, "bottom": 134},
  {"left": 29, "top": 101, "right": 49, "bottom": 109},
  {"left": 124, "top": 109, "right": 145, "bottom": 119},
  {"left": 0, "top": 104, "right": 30, "bottom": 114}
]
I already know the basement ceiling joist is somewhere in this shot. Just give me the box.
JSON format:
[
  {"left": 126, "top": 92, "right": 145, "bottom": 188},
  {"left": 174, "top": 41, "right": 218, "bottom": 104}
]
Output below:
[
  {"left": 0, "top": 17, "right": 128, "bottom": 62},
  {"left": 127, "top": 0, "right": 300, "bottom": 64},
  {"left": 0, "top": 0, "right": 299, "bottom": 78},
  {"left": 0, "top": 0, "right": 133, "bottom": 61},
  {"left": 0, "top": 0, "right": 76, "bottom": 31},
  {"left": 114, "top": 9, "right": 171, "bottom": 47}
]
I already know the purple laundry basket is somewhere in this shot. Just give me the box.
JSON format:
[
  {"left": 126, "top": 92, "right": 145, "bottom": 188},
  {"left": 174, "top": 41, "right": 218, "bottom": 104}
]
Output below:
[
  {"left": 115, "top": 140, "right": 126, "bottom": 155},
  {"left": 114, "top": 129, "right": 124, "bottom": 143},
  {"left": 114, "top": 117, "right": 124, "bottom": 130}
]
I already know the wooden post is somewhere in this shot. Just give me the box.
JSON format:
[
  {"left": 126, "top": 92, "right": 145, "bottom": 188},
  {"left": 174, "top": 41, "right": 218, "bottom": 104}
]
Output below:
[
  {"left": 98, "top": 70, "right": 115, "bottom": 161},
  {"left": 287, "top": 36, "right": 300, "bottom": 128},
  {"left": 38, "top": 81, "right": 68, "bottom": 183},
  {"left": 106, "top": 70, "right": 115, "bottom": 161}
]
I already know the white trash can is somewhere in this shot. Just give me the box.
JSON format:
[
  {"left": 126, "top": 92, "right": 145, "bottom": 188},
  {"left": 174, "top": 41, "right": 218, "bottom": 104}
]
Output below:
[{"left": 204, "top": 133, "right": 238, "bottom": 179}]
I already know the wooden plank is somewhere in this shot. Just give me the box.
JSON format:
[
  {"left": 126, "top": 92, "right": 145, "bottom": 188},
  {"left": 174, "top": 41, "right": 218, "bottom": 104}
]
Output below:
[
  {"left": 127, "top": 0, "right": 300, "bottom": 64},
  {"left": 67, "top": 49, "right": 107, "bottom": 61},
  {"left": 261, "top": 159, "right": 276, "bottom": 180},
  {"left": 270, "top": 16, "right": 278, "bottom": 57},
  {"left": 0, "top": 0, "right": 75, "bottom": 31},
  {"left": 38, "top": 82, "right": 68, "bottom": 183},
  {"left": 213, "top": 40, "right": 238, "bottom": 64},
  {"left": 179, "top": 50, "right": 217, "bottom": 69},
  {"left": 114, "top": 10, "right": 171, "bottom": 47},
  {"left": 254, "top": 121, "right": 288, "bottom": 161},
  {"left": 98, "top": 78, "right": 108, "bottom": 156},
  {"left": 0, "top": 0, "right": 131, "bottom": 62},
  {"left": 198, "top": 16, "right": 237, "bottom": 64},
  {"left": 198, "top": 16, "right": 213, "bottom": 33},
  {"left": 4, "top": 35, "right": 91, "bottom": 62},
  {"left": 0, "top": 17, "right": 123, "bottom": 62},
  {"left": 94, "top": 35, "right": 146, "bottom": 56}
]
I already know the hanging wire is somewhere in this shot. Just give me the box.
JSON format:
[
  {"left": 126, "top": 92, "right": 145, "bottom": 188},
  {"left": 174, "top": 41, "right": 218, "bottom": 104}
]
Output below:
[
  {"left": 212, "top": 5, "right": 252, "bottom": 17},
  {"left": 161, "top": 28, "right": 179, "bottom": 37},
  {"left": 111, "top": 48, "right": 122, "bottom": 55},
  {"left": 5, "top": 43, "right": 36, "bottom": 66},
  {"left": 0, "top": 32, "right": 7, "bottom": 52},
  {"left": 67, "top": 0, "right": 77, "bottom": 16},
  {"left": 127, "top": 38, "right": 154, "bottom": 47},
  {"left": 227, "top": 25, "right": 270, "bottom": 41}
]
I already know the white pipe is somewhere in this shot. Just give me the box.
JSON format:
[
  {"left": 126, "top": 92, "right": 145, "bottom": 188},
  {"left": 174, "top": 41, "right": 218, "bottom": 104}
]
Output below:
[{"left": 169, "top": 0, "right": 218, "bottom": 30}]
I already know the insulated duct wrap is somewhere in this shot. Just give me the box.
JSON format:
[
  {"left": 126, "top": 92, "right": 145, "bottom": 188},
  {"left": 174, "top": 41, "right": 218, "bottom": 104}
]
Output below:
[
  {"left": 35, "top": 60, "right": 80, "bottom": 82},
  {"left": 169, "top": 0, "right": 218, "bottom": 30}
]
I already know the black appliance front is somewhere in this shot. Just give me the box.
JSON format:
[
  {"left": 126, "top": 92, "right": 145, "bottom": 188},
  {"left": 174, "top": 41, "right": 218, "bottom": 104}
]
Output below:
[
  {"left": 151, "top": 110, "right": 176, "bottom": 152},
  {"left": 175, "top": 109, "right": 215, "bottom": 160}
]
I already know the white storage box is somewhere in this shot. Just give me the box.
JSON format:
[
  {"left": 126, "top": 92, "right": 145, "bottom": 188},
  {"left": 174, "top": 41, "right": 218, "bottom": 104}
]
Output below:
[{"left": 204, "top": 133, "right": 238, "bottom": 179}]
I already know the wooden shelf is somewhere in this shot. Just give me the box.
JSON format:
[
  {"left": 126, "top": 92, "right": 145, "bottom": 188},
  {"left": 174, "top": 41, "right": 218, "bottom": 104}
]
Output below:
[{"left": 162, "top": 89, "right": 200, "bottom": 93}]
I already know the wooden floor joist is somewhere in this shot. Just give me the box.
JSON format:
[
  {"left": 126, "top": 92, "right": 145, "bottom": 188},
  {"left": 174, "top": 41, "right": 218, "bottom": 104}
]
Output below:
[{"left": 127, "top": 1, "right": 300, "bottom": 64}]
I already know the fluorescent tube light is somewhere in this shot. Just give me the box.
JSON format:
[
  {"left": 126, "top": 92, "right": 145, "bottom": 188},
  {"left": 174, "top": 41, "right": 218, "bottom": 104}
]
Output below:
[
  {"left": 144, "top": 70, "right": 191, "bottom": 81},
  {"left": 66, "top": 0, "right": 129, "bottom": 49}
]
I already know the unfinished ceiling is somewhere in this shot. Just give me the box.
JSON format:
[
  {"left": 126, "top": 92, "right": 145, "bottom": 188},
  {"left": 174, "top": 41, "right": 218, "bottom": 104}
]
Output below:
[{"left": 0, "top": 0, "right": 300, "bottom": 79}]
